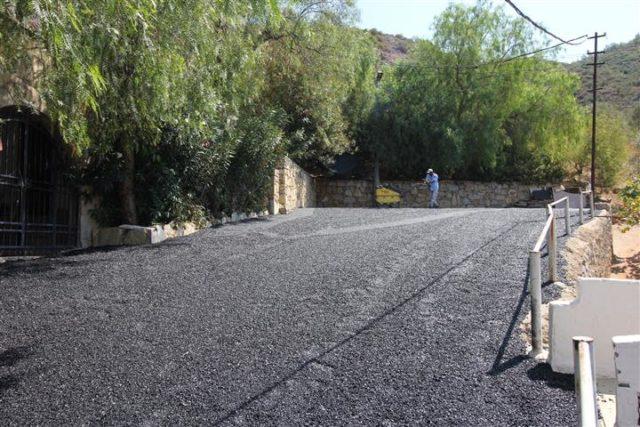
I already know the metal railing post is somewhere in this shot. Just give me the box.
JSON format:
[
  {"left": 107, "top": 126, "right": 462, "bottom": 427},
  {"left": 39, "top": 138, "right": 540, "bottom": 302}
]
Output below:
[
  {"left": 548, "top": 214, "right": 557, "bottom": 282},
  {"left": 589, "top": 191, "right": 595, "bottom": 219},
  {"left": 573, "top": 336, "right": 598, "bottom": 427},
  {"left": 529, "top": 250, "right": 543, "bottom": 356},
  {"left": 564, "top": 198, "right": 571, "bottom": 235},
  {"left": 579, "top": 191, "right": 584, "bottom": 224}
]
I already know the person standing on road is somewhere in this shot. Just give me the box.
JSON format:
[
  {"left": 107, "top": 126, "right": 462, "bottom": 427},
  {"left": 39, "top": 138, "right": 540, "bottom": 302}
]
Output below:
[{"left": 425, "top": 168, "right": 439, "bottom": 208}]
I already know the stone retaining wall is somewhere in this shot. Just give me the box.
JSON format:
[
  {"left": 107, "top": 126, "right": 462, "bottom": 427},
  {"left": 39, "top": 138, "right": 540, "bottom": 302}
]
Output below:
[
  {"left": 316, "top": 179, "right": 373, "bottom": 207},
  {"left": 272, "top": 157, "right": 316, "bottom": 214},
  {"left": 560, "top": 209, "right": 614, "bottom": 297},
  {"left": 316, "top": 179, "right": 534, "bottom": 208}
]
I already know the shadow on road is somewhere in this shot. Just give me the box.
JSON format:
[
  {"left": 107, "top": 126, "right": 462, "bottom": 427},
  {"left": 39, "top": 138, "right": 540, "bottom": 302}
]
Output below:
[
  {"left": 527, "top": 363, "right": 575, "bottom": 391},
  {"left": 0, "top": 257, "right": 109, "bottom": 280},
  {"left": 0, "top": 346, "right": 32, "bottom": 396},
  {"left": 487, "top": 261, "right": 530, "bottom": 376}
]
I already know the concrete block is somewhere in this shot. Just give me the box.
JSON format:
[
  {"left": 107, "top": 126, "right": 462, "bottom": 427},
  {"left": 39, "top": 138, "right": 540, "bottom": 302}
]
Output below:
[
  {"left": 93, "top": 227, "right": 124, "bottom": 247},
  {"left": 120, "top": 225, "right": 154, "bottom": 246},
  {"left": 613, "top": 335, "right": 640, "bottom": 426},
  {"left": 183, "top": 223, "right": 199, "bottom": 235},
  {"left": 549, "top": 278, "right": 640, "bottom": 378},
  {"left": 91, "top": 220, "right": 204, "bottom": 248}
]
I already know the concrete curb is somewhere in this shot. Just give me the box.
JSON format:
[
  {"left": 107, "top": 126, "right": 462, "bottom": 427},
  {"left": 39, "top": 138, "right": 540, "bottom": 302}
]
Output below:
[{"left": 92, "top": 210, "right": 271, "bottom": 247}]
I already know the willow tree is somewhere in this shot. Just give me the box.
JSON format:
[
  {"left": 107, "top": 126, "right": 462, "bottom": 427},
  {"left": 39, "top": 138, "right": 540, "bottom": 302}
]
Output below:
[
  {"left": 257, "top": 0, "right": 377, "bottom": 168},
  {"left": 1, "top": 0, "right": 279, "bottom": 224},
  {"left": 360, "top": 1, "right": 585, "bottom": 182},
  {"left": 571, "top": 105, "right": 633, "bottom": 187}
]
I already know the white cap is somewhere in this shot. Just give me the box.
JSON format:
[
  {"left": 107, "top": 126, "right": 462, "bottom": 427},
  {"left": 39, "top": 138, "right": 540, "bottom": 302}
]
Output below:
[{"left": 427, "top": 169, "right": 434, "bottom": 174}]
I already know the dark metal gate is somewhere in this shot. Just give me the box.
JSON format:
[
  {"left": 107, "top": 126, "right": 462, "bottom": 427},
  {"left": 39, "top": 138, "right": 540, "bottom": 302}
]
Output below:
[{"left": 0, "top": 113, "right": 79, "bottom": 256}]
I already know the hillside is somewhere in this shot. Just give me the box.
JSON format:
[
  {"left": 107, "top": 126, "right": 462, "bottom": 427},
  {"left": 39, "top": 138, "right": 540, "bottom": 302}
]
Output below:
[
  {"left": 566, "top": 35, "right": 640, "bottom": 112},
  {"left": 366, "top": 29, "right": 639, "bottom": 114},
  {"left": 367, "top": 29, "right": 414, "bottom": 64}
]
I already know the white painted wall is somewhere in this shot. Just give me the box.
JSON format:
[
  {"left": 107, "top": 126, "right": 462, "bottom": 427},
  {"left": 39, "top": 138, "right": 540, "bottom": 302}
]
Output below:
[
  {"left": 613, "top": 335, "right": 640, "bottom": 427},
  {"left": 79, "top": 194, "right": 100, "bottom": 248},
  {"left": 549, "top": 278, "right": 640, "bottom": 379}
]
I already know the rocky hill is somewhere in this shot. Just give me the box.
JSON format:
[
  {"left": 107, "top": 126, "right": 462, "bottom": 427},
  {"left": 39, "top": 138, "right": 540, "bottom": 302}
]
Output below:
[
  {"left": 367, "top": 29, "right": 413, "bottom": 64},
  {"left": 566, "top": 35, "right": 640, "bottom": 112}
]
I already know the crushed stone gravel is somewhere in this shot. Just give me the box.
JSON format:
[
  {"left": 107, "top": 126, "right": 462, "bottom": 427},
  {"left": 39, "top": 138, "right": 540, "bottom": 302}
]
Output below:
[{"left": 0, "top": 208, "right": 579, "bottom": 425}]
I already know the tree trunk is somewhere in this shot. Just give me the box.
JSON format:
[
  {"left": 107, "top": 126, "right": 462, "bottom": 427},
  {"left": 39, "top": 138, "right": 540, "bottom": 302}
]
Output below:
[{"left": 118, "top": 141, "right": 138, "bottom": 224}]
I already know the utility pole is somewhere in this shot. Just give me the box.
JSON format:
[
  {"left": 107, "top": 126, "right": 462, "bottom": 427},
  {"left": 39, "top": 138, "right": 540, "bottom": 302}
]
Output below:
[
  {"left": 586, "top": 32, "right": 606, "bottom": 195},
  {"left": 373, "top": 70, "right": 383, "bottom": 190}
]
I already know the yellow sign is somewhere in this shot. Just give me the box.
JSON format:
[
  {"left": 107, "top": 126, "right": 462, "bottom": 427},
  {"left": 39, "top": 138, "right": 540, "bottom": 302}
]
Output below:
[{"left": 376, "top": 187, "right": 401, "bottom": 205}]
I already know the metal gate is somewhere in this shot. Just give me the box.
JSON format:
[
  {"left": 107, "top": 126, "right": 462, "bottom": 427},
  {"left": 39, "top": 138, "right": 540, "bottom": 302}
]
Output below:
[{"left": 0, "top": 113, "right": 79, "bottom": 256}]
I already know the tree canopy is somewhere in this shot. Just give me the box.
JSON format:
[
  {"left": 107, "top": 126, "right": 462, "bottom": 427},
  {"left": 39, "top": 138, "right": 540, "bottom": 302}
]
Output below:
[
  {"left": 359, "top": 2, "right": 588, "bottom": 183},
  {"left": 1, "top": 0, "right": 635, "bottom": 226},
  {"left": 1, "top": 0, "right": 376, "bottom": 225}
]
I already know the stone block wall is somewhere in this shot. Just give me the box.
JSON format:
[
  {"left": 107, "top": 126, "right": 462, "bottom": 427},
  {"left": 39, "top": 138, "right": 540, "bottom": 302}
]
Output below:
[
  {"left": 316, "top": 179, "right": 534, "bottom": 208},
  {"left": 561, "top": 209, "right": 614, "bottom": 297},
  {"left": 316, "top": 179, "right": 373, "bottom": 207},
  {"left": 272, "top": 157, "right": 316, "bottom": 214}
]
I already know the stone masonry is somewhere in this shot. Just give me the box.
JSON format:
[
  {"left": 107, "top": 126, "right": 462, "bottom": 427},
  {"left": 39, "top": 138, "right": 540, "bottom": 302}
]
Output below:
[
  {"left": 316, "top": 179, "right": 534, "bottom": 208},
  {"left": 315, "top": 179, "right": 373, "bottom": 207},
  {"left": 560, "top": 208, "right": 614, "bottom": 298},
  {"left": 272, "top": 157, "right": 316, "bottom": 214}
]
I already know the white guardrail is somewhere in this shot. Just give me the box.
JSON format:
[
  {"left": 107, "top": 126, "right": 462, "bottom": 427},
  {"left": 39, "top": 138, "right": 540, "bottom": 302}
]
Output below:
[
  {"left": 573, "top": 336, "right": 598, "bottom": 427},
  {"left": 528, "top": 190, "right": 595, "bottom": 357}
]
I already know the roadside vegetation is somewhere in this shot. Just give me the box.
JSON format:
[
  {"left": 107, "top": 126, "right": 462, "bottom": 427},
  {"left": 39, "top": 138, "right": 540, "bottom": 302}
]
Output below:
[
  {"left": 618, "top": 178, "right": 640, "bottom": 231},
  {"left": 1, "top": 0, "right": 637, "bottom": 226}
]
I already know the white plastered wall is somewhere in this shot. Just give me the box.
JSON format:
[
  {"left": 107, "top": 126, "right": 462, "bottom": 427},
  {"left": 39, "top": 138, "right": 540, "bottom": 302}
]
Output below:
[{"left": 549, "top": 278, "right": 640, "bottom": 379}]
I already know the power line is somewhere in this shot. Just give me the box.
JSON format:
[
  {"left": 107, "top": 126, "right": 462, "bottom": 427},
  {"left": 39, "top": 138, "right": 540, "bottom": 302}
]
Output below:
[
  {"left": 504, "top": 0, "right": 587, "bottom": 46},
  {"left": 496, "top": 35, "right": 588, "bottom": 65},
  {"left": 399, "top": 34, "right": 588, "bottom": 71}
]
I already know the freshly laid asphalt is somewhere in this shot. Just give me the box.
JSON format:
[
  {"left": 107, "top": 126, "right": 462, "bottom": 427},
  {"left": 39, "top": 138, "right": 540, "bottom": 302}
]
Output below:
[{"left": 0, "top": 208, "right": 580, "bottom": 425}]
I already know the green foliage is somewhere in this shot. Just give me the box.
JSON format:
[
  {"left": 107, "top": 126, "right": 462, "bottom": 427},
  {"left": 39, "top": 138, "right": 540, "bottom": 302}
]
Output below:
[
  {"left": 2, "top": 0, "right": 634, "bottom": 229},
  {"left": 1, "top": 0, "right": 377, "bottom": 225},
  {"left": 2, "top": 0, "right": 285, "bottom": 225},
  {"left": 631, "top": 104, "right": 640, "bottom": 130},
  {"left": 618, "top": 177, "right": 640, "bottom": 231},
  {"left": 258, "top": 1, "right": 378, "bottom": 167},
  {"left": 360, "top": 2, "right": 586, "bottom": 183},
  {"left": 573, "top": 105, "right": 633, "bottom": 187}
]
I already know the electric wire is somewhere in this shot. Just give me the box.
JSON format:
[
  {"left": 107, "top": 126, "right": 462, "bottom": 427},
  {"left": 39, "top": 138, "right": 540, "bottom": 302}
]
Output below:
[
  {"left": 399, "top": 34, "right": 589, "bottom": 71},
  {"left": 504, "top": 0, "right": 588, "bottom": 45}
]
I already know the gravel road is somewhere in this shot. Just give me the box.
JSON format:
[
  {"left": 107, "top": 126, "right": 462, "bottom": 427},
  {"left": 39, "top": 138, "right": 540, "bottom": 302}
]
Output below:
[{"left": 0, "top": 208, "right": 579, "bottom": 425}]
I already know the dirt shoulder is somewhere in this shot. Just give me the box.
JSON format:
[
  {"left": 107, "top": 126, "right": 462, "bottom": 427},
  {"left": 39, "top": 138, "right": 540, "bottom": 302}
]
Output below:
[{"left": 611, "top": 224, "right": 640, "bottom": 279}]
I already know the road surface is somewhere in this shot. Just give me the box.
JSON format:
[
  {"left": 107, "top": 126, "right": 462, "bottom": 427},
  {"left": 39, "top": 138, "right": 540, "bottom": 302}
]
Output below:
[{"left": 0, "top": 208, "right": 578, "bottom": 425}]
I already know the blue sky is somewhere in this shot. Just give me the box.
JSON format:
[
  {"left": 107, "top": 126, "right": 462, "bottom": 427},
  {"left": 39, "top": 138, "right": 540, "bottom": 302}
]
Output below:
[{"left": 355, "top": 0, "right": 640, "bottom": 62}]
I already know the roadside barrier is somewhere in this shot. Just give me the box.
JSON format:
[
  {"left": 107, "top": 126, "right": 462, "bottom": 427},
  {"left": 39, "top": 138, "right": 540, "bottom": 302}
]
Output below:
[
  {"left": 579, "top": 189, "right": 595, "bottom": 224},
  {"left": 528, "top": 196, "right": 568, "bottom": 356},
  {"left": 573, "top": 336, "right": 598, "bottom": 427},
  {"left": 528, "top": 194, "right": 594, "bottom": 357}
]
